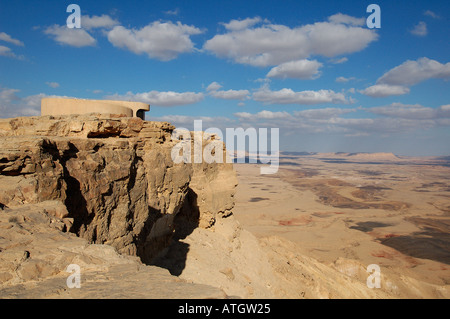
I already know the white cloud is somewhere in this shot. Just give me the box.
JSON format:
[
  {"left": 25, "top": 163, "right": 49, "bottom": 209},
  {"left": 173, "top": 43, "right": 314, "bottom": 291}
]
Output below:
[
  {"left": 0, "top": 45, "right": 24, "bottom": 59},
  {"left": 221, "top": 17, "right": 263, "bottom": 31},
  {"left": 359, "top": 84, "right": 410, "bottom": 97},
  {"left": 266, "top": 59, "right": 322, "bottom": 79},
  {"left": 0, "top": 86, "right": 71, "bottom": 118},
  {"left": 206, "top": 82, "right": 223, "bottom": 91},
  {"left": 368, "top": 103, "right": 450, "bottom": 120},
  {"left": 336, "top": 76, "right": 348, "bottom": 83},
  {"left": 336, "top": 76, "right": 356, "bottom": 83},
  {"left": 252, "top": 86, "right": 350, "bottom": 105},
  {"left": 424, "top": 10, "right": 440, "bottom": 19},
  {"left": 304, "top": 22, "right": 377, "bottom": 58},
  {"left": 0, "top": 31, "right": 24, "bottom": 59},
  {"left": 44, "top": 24, "right": 96, "bottom": 47},
  {"left": 378, "top": 57, "right": 450, "bottom": 86},
  {"left": 0, "top": 86, "right": 20, "bottom": 103},
  {"left": 0, "top": 32, "right": 24, "bottom": 46},
  {"left": 81, "top": 14, "right": 119, "bottom": 30},
  {"left": 206, "top": 81, "right": 249, "bottom": 100},
  {"left": 204, "top": 16, "right": 378, "bottom": 67},
  {"left": 107, "top": 21, "right": 203, "bottom": 61},
  {"left": 209, "top": 89, "right": 250, "bottom": 100},
  {"left": 46, "top": 82, "right": 60, "bottom": 88},
  {"left": 164, "top": 8, "right": 180, "bottom": 16},
  {"left": 330, "top": 57, "right": 348, "bottom": 64},
  {"left": 361, "top": 57, "right": 450, "bottom": 98},
  {"left": 106, "top": 90, "right": 204, "bottom": 107},
  {"left": 43, "top": 14, "right": 119, "bottom": 47},
  {"left": 328, "top": 13, "right": 365, "bottom": 26},
  {"left": 293, "top": 108, "right": 355, "bottom": 119},
  {"left": 232, "top": 105, "right": 450, "bottom": 136},
  {"left": 235, "top": 110, "right": 290, "bottom": 120},
  {"left": 151, "top": 114, "right": 235, "bottom": 131},
  {"left": 410, "top": 21, "right": 427, "bottom": 37}
]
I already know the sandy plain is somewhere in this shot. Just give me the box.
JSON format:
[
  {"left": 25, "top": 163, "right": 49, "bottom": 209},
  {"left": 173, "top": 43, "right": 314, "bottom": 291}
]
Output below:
[{"left": 232, "top": 152, "right": 450, "bottom": 298}]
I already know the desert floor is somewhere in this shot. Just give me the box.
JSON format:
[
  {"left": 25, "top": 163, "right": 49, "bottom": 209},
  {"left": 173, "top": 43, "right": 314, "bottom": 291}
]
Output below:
[{"left": 232, "top": 153, "right": 450, "bottom": 298}]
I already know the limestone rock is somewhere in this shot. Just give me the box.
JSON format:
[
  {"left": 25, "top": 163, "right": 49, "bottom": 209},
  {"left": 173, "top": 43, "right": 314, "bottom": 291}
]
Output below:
[
  {"left": 0, "top": 114, "right": 238, "bottom": 298},
  {"left": 0, "top": 203, "right": 225, "bottom": 298}
]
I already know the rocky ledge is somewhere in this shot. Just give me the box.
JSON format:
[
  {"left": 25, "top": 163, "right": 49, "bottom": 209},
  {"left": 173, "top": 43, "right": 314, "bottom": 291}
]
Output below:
[{"left": 0, "top": 114, "right": 237, "bottom": 298}]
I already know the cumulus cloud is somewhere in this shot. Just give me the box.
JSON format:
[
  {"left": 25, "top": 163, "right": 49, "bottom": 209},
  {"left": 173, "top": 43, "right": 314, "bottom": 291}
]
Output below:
[
  {"left": 266, "top": 59, "right": 322, "bottom": 79},
  {"left": 221, "top": 17, "right": 263, "bottom": 31},
  {"left": 330, "top": 57, "right": 348, "bottom": 64},
  {"left": 106, "top": 90, "right": 204, "bottom": 107},
  {"left": 234, "top": 110, "right": 291, "bottom": 121},
  {"left": 377, "top": 57, "right": 450, "bottom": 86},
  {"left": 206, "top": 82, "right": 223, "bottom": 91},
  {"left": 424, "top": 10, "right": 440, "bottom": 19},
  {"left": 0, "top": 45, "right": 24, "bottom": 59},
  {"left": 44, "top": 14, "right": 118, "bottom": 47},
  {"left": 336, "top": 76, "right": 356, "bottom": 83},
  {"left": 367, "top": 103, "right": 450, "bottom": 120},
  {"left": 231, "top": 103, "right": 450, "bottom": 136},
  {"left": 209, "top": 89, "right": 250, "bottom": 100},
  {"left": 0, "top": 86, "right": 20, "bottom": 104},
  {"left": 361, "top": 57, "right": 450, "bottom": 97},
  {"left": 0, "top": 32, "right": 24, "bottom": 46},
  {"left": 0, "top": 86, "right": 70, "bottom": 118},
  {"left": 359, "top": 84, "right": 410, "bottom": 97},
  {"left": 204, "top": 15, "right": 378, "bottom": 67},
  {"left": 293, "top": 107, "right": 356, "bottom": 119},
  {"left": 410, "top": 21, "right": 427, "bottom": 37},
  {"left": 328, "top": 13, "right": 365, "bottom": 26},
  {"left": 0, "top": 32, "right": 24, "bottom": 59},
  {"left": 233, "top": 108, "right": 371, "bottom": 134},
  {"left": 206, "top": 81, "right": 250, "bottom": 100},
  {"left": 252, "top": 86, "right": 350, "bottom": 105},
  {"left": 44, "top": 24, "right": 96, "bottom": 47},
  {"left": 107, "top": 21, "right": 203, "bottom": 61},
  {"left": 81, "top": 14, "right": 120, "bottom": 30}
]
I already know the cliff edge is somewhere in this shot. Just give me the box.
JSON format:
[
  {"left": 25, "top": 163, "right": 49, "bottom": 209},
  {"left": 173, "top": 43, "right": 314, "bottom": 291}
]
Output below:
[{"left": 0, "top": 114, "right": 239, "bottom": 298}]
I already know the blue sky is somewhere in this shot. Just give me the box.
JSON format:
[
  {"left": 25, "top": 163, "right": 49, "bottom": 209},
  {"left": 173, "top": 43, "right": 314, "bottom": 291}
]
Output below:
[{"left": 0, "top": 0, "right": 449, "bottom": 156}]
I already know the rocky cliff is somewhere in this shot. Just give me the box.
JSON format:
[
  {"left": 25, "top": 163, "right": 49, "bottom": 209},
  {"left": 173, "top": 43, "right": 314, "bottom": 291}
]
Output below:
[{"left": 0, "top": 114, "right": 238, "bottom": 298}]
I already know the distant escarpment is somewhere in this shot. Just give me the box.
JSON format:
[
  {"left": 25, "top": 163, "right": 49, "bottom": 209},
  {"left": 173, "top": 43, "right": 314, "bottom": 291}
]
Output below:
[{"left": 0, "top": 114, "right": 236, "bottom": 297}]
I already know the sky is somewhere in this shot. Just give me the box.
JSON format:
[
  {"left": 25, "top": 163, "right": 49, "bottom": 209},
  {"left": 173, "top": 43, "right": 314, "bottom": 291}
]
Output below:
[{"left": 0, "top": 0, "right": 449, "bottom": 156}]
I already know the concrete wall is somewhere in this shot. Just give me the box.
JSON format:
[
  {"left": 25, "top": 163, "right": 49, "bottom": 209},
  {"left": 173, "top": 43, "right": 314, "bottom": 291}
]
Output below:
[{"left": 41, "top": 98, "right": 150, "bottom": 119}]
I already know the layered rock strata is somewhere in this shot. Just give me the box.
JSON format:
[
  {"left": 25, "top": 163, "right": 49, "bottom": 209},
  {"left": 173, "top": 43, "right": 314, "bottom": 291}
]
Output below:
[{"left": 0, "top": 114, "right": 237, "bottom": 297}]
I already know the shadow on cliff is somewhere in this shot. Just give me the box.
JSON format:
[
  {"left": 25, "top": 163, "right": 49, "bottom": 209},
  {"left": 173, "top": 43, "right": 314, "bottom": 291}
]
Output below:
[
  {"left": 53, "top": 140, "right": 200, "bottom": 276},
  {"left": 62, "top": 151, "right": 93, "bottom": 236},
  {"left": 43, "top": 140, "right": 91, "bottom": 235},
  {"left": 148, "top": 187, "right": 200, "bottom": 276}
]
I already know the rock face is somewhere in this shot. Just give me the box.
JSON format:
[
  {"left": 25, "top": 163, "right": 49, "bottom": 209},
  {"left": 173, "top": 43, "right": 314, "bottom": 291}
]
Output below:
[
  {"left": 0, "top": 202, "right": 225, "bottom": 299},
  {"left": 0, "top": 114, "right": 237, "bottom": 298}
]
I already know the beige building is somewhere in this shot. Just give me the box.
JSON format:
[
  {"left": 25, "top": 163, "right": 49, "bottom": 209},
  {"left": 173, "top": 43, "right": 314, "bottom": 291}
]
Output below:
[{"left": 41, "top": 98, "right": 150, "bottom": 119}]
